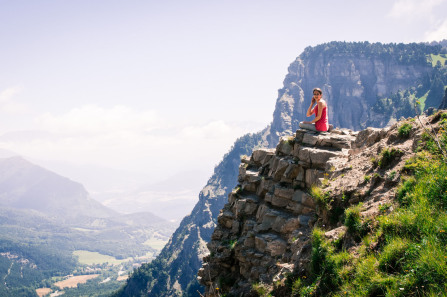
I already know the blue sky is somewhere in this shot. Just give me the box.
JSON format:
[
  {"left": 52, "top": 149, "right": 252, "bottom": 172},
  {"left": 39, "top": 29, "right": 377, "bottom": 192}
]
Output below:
[{"left": 0, "top": 0, "right": 446, "bottom": 200}]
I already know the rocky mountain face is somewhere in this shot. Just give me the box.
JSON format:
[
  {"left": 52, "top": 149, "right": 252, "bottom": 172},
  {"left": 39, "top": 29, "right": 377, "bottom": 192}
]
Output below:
[
  {"left": 116, "top": 42, "right": 447, "bottom": 297},
  {"left": 198, "top": 129, "right": 355, "bottom": 295},
  {"left": 198, "top": 114, "right": 437, "bottom": 296},
  {"left": 266, "top": 42, "right": 441, "bottom": 145}
]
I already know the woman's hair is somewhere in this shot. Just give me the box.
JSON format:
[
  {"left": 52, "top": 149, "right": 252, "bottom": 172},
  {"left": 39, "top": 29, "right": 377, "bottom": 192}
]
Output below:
[{"left": 313, "top": 88, "right": 323, "bottom": 95}]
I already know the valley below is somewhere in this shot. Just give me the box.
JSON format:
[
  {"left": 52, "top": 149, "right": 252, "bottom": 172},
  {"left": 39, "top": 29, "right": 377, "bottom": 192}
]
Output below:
[{"left": 0, "top": 156, "right": 176, "bottom": 297}]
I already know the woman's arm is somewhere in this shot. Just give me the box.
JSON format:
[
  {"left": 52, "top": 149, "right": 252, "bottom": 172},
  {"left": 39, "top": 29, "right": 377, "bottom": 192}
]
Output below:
[
  {"left": 306, "top": 98, "right": 316, "bottom": 117},
  {"left": 311, "top": 101, "right": 324, "bottom": 123}
]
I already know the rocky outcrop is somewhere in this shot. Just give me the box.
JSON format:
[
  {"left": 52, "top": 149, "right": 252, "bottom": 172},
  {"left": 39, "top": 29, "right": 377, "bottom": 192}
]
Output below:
[
  {"left": 198, "top": 129, "right": 356, "bottom": 296},
  {"left": 198, "top": 109, "right": 435, "bottom": 296},
  {"left": 116, "top": 42, "right": 445, "bottom": 297}
]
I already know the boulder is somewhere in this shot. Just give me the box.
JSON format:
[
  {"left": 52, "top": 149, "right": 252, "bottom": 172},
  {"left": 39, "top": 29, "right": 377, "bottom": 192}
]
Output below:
[
  {"left": 308, "top": 148, "right": 346, "bottom": 167},
  {"left": 266, "top": 238, "right": 288, "bottom": 256},
  {"left": 274, "top": 187, "right": 295, "bottom": 200},
  {"left": 305, "top": 169, "right": 324, "bottom": 187},
  {"left": 280, "top": 217, "right": 301, "bottom": 233},
  {"left": 276, "top": 137, "right": 294, "bottom": 155},
  {"left": 302, "top": 132, "right": 319, "bottom": 146},
  {"left": 354, "top": 127, "right": 384, "bottom": 148},
  {"left": 217, "top": 210, "right": 235, "bottom": 229},
  {"left": 282, "top": 163, "right": 301, "bottom": 182},
  {"left": 272, "top": 159, "right": 290, "bottom": 181}
]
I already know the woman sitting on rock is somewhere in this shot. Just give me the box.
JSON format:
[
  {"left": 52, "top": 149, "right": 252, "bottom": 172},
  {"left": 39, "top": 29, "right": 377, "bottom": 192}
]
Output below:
[{"left": 299, "top": 88, "right": 332, "bottom": 132}]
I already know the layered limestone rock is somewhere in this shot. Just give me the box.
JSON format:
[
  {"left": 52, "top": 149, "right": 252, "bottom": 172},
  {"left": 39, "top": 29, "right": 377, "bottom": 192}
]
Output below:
[{"left": 198, "top": 129, "right": 355, "bottom": 296}]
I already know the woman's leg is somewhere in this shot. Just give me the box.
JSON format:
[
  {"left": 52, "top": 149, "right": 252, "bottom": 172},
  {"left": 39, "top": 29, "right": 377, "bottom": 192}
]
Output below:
[{"left": 299, "top": 122, "right": 318, "bottom": 132}]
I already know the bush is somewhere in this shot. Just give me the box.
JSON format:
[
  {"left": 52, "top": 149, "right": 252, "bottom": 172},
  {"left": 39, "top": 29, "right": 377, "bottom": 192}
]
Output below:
[
  {"left": 378, "top": 147, "right": 403, "bottom": 169},
  {"left": 344, "top": 205, "right": 362, "bottom": 235},
  {"left": 310, "top": 185, "right": 331, "bottom": 209},
  {"left": 398, "top": 122, "right": 412, "bottom": 138}
]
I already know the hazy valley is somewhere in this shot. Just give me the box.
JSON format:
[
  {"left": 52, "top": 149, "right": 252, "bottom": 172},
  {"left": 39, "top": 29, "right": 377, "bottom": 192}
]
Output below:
[{"left": 0, "top": 156, "right": 176, "bottom": 296}]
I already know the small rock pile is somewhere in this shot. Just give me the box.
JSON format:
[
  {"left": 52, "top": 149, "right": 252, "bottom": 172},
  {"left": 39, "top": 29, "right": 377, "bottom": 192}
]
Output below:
[{"left": 198, "top": 129, "right": 356, "bottom": 296}]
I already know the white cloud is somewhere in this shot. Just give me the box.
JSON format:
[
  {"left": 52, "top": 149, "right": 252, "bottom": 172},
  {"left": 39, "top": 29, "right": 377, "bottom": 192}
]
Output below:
[
  {"left": 388, "top": 0, "right": 445, "bottom": 18},
  {"left": 37, "top": 104, "right": 160, "bottom": 135},
  {"left": 180, "top": 120, "right": 232, "bottom": 140},
  {"left": 0, "top": 105, "right": 257, "bottom": 178},
  {"left": 0, "top": 86, "right": 28, "bottom": 114},
  {"left": 425, "top": 19, "right": 447, "bottom": 41}
]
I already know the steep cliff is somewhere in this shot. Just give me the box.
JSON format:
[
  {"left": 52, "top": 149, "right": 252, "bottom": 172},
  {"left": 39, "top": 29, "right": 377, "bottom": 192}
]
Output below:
[
  {"left": 199, "top": 128, "right": 355, "bottom": 295},
  {"left": 115, "top": 42, "right": 447, "bottom": 297},
  {"left": 266, "top": 42, "right": 443, "bottom": 145},
  {"left": 199, "top": 112, "right": 447, "bottom": 296}
]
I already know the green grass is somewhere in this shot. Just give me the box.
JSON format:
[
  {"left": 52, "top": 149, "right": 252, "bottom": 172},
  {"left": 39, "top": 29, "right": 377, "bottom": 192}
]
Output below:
[
  {"left": 73, "top": 250, "right": 129, "bottom": 265},
  {"left": 378, "top": 147, "right": 402, "bottom": 169},
  {"left": 288, "top": 123, "right": 447, "bottom": 296},
  {"left": 428, "top": 53, "right": 447, "bottom": 67},
  {"left": 418, "top": 90, "right": 430, "bottom": 112},
  {"left": 398, "top": 122, "right": 412, "bottom": 138},
  {"left": 310, "top": 185, "right": 331, "bottom": 210},
  {"left": 143, "top": 238, "right": 168, "bottom": 250},
  {"left": 252, "top": 282, "right": 271, "bottom": 297}
]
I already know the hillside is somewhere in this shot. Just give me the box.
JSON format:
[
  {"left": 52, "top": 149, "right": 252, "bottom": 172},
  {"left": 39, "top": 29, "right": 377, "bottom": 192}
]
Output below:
[
  {"left": 0, "top": 156, "right": 115, "bottom": 220},
  {"left": 199, "top": 111, "right": 447, "bottom": 296},
  {"left": 115, "top": 41, "right": 447, "bottom": 297},
  {"left": 0, "top": 157, "right": 176, "bottom": 296}
]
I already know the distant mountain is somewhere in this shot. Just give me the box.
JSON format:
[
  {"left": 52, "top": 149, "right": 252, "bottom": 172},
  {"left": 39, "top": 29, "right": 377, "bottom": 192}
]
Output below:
[
  {"left": 114, "top": 41, "right": 447, "bottom": 297},
  {"left": 0, "top": 148, "right": 18, "bottom": 158},
  {"left": 0, "top": 156, "right": 177, "bottom": 296},
  {"left": 0, "top": 156, "right": 116, "bottom": 221}
]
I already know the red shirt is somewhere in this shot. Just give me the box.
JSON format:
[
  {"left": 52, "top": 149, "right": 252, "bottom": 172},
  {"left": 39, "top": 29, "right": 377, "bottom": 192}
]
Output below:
[{"left": 313, "top": 104, "right": 329, "bottom": 131}]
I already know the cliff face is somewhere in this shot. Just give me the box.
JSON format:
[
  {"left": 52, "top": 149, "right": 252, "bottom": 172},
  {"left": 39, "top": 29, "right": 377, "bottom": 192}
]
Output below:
[
  {"left": 115, "top": 42, "right": 445, "bottom": 297},
  {"left": 198, "top": 129, "right": 356, "bottom": 295},
  {"left": 266, "top": 43, "right": 438, "bottom": 146},
  {"left": 199, "top": 117, "right": 425, "bottom": 296}
]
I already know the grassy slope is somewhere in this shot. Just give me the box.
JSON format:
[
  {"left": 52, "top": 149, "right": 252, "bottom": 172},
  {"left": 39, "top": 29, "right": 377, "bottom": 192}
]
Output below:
[
  {"left": 429, "top": 54, "right": 447, "bottom": 67},
  {"left": 287, "top": 112, "right": 447, "bottom": 297}
]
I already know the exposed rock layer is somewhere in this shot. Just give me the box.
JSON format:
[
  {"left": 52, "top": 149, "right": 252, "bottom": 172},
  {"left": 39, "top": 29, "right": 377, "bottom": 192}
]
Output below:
[
  {"left": 199, "top": 116, "right": 425, "bottom": 296},
  {"left": 198, "top": 129, "right": 355, "bottom": 295}
]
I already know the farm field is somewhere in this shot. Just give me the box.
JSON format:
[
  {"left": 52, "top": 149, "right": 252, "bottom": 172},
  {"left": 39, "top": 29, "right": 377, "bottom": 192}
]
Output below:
[
  {"left": 36, "top": 288, "right": 52, "bottom": 297},
  {"left": 54, "top": 274, "right": 100, "bottom": 289},
  {"left": 143, "top": 237, "right": 168, "bottom": 250},
  {"left": 73, "top": 250, "right": 130, "bottom": 265}
]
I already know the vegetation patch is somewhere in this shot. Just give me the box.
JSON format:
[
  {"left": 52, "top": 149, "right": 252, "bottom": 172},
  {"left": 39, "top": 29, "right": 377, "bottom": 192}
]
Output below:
[
  {"left": 428, "top": 53, "right": 447, "bottom": 67},
  {"left": 54, "top": 274, "right": 100, "bottom": 289},
  {"left": 143, "top": 237, "right": 168, "bottom": 250},
  {"left": 73, "top": 250, "right": 128, "bottom": 266},
  {"left": 378, "top": 147, "right": 403, "bottom": 169},
  {"left": 252, "top": 282, "right": 271, "bottom": 297},
  {"left": 285, "top": 115, "right": 447, "bottom": 296},
  {"left": 397, "top": 122, "right": 412, "bottom": 138},
  {"left": 310, "top": 185, "right": 331, "bottom": 210}
]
